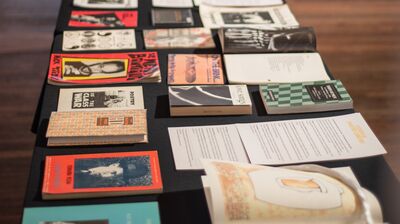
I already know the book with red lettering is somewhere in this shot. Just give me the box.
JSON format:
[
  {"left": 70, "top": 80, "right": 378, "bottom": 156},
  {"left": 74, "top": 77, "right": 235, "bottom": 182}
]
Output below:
[
  {"left": 42, "top": 151, "right": 162, "bottom": 200},
  {"left": 47, "top": 52, "right": 161, "bottom": 86},
  {"left": 69, "top": 10, "right": 138, "bottom": 28}
]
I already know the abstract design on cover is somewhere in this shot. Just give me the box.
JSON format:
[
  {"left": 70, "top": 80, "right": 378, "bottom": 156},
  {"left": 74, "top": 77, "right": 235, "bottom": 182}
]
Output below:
[
  {"left": 63, "top": 29, "right": 136, "bottom": 51},
  {"left": 74, "top": 156, "right": 152, "bottom": 188},
  {"left": 48, "top": 52, "right": 160, "bottom": 85},
  {"left": 169, "top": 86, "right": 233, "bottom": 106},
  {"left": 221, "top": 11, "right": 274, "bottom": 25},
  {"left": 69, "top": 11, "right": 138, "bottom": 28}
]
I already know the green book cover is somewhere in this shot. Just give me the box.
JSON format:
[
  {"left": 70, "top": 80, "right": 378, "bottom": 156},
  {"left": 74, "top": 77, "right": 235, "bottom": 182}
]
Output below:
[
  {"left": 22, "top": 202, "right": 160, "bottom": 224},
  {"left": 260, "top": 80, "right": 352, "bottom": 113}
]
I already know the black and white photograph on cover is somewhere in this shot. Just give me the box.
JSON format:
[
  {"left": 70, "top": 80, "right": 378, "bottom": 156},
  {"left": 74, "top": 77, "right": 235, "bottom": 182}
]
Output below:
[
  {"left": 224, "top": 27, "right": 316, "bottom": 52},
  {"left": 71, "top": 90, "right": 133, "bottom": 109},
  {"left": 70, "top": 13, "right": 124, "bottom": 27},
  {"left": 62, "top": 59, "right": 126, "bottom": 79},
  {"left": 221, "top": 11, "right": 274, "bottom": 25},
  {"left": 74, "top": 156, "right": 152, "bottom": 189},
  {"left": 41, "top": 220, "right": 109, "bottom": 224},
  {"left": 169, "top": 86, "right": 233, "bottom": 106}
]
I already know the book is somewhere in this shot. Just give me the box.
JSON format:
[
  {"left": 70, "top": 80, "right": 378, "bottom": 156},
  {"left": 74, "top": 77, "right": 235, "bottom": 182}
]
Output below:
[
  {"left": 260, "top": 80, "right": 353, "bottom": 114},
  {"left": 201, "top": 160, "right": 383, "bottom": 224},
  {"left": 47, "top": 52, "right": 161, "bottom": 85},
  {"left": 168, "top": 54, "right": 224, "bottom": 85},
  {"left": 143, "top": 28, "right": 215, "bottom": 49},
  {"left": 73, "top": 0, "right": 138, "bottom": 9},
  {"left": 219, "top": 27, "right": 316, "bottom": 53},
  {"left": 63, "top": 29, "right": 136, "bottom": 51},
  {"left": 46, "top": 109, "right": 148, "bottom": 146},
  {"left": 200, "top": 0, "right": 283, "bottom": 7},
  {"left": 69, "top": 10, "right": 138, "bottom": 28},
  {"left": 151, "top": 8, "right": 194, "bottom": 27},
  {"left": 57, "top": 86, "right": 144, "bottom": 112},
  {"left": 152, "top": 0, "right": 193, "bottom": 8},
  {"left": 42, "top": 151, "right": 162, "bottom": 200},
  {"left": 22, "top": 202, "right": 160, "bottom": 224},
  {"left": 224, "top": 53, "right": 330, "bottom": 84},
  {"left": 169, "top": 85, "right": 252, "bottom": 116},
  {"left": 200, "top": 4, "right": 299, "bottom": 29}
]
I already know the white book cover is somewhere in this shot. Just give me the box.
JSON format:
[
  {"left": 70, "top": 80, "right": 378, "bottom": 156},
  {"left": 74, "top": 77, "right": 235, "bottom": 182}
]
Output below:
[
  {"left": 200, "top": 4, "right": 299, "bottom": 29},
  {"left": 73, "top": 0, "right": 138, "bottom": 9},
  {"left": 224, "top": 53, "right": 331, "bottom": 84},
  {"left": 152, "top": 0, "right": 193, "bottom": 8},
  {"left": 201, "top": 0, "right": 283, "bottom": 7},
  {"left": 63, "top": 29, "right": 136, "bottom": 51},
  {"left": 58, "top": 86, "right": 144, "bottom": 112}
]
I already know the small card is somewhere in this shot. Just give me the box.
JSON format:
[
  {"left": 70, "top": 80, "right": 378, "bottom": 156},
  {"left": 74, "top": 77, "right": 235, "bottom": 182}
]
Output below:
[
  {"left": 69, "top": 10, "right": 138, "bottom": 28},
  {"left": 151, "top": 9, "right": 194, "bottom": 27}
]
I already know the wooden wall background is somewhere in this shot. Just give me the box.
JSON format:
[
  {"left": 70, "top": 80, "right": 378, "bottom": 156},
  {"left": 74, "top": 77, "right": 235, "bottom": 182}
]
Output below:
[{"left": 0, "top": 0, "right": 398, "bottom": 223}]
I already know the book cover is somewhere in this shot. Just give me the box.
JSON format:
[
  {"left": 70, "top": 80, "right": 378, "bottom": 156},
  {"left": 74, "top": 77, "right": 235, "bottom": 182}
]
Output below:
[
  {"left": 58, "top": 86, "right": 144, "bottom": 112},
  {"left": 42, "top": 151, "right": 162, "bottom": 199},
  {"left": 151, "top": 8, "right": 194, "bottom": 27},
  {"left": 69, "top": 10, "right": 138, "bottom": 28},
  {"left": 260, "top": 80, "right": 353, "bottom": 114},
  {"left": 143, "top": 28, "right": 215, "bottom": 49},
  {"left": 221, "top": 27, "right": 316, "bottom": 53},
  {"left": 73, "top": 0, "right": 138, "bottom": 9},
  {"left": 47, "top": 52, "right": 161, "bottom": 85},
  {"left": 63, "top": 29, "right": 136, "bottom": 51},
  {"left": 168, "top": 54, "right": 224, "bottom": 85},
  {"left": 22, "top": 202, "right": 160, "bottom": 224},
  {"left": 152, "top": 0, "right": 193, "bottom": 8}
]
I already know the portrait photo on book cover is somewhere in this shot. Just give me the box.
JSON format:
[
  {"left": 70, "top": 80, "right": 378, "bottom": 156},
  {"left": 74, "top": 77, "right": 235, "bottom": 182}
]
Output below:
[
  {"left": 62, "top": 58, "right": 127, "bottom": 80},
  {"left": 221, "top": 12, "right": 274, "bottom": 25},
  {"left": 41, "top": 220, "right": 109, "bottom": 224},
  {"left": 169, "top": 86, "right": 233, "bottom": 106},
  {"left": 74, "top": 156, "right": 152, "bottom": 188}
]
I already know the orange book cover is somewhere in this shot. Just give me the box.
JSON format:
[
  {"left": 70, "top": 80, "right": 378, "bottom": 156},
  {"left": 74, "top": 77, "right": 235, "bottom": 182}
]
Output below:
[
  {"left": 168, "top": 54, "right": 224, "bottom": 85},
  {"left": 42, "top": 151, "right": 162, "bottom": 198}
]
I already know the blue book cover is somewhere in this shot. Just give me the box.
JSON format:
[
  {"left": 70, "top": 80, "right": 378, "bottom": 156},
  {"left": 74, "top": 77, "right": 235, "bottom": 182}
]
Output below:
[{"left": 22, "top": 202, "right": 160, "bottom": 224}]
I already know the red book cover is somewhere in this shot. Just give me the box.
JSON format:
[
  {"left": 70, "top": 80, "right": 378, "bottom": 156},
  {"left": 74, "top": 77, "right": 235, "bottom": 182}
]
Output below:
[
  {"left": 42, "top": 151, "right": 162, "bottom": 199},
  {"left": 69, "top": 10, "right": 138, "bottom": 28},
  {"left": 47, "top": 52, "right": 161, "bottom": 85}
]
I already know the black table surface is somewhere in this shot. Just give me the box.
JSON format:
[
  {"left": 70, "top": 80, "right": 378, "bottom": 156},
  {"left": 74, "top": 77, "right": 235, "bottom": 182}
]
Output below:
[{"left": 25, "top": 0, "right": 400, "bottom": 223}]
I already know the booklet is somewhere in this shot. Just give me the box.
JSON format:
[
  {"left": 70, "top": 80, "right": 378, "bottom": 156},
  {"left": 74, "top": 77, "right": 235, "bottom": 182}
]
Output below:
[
  {"left": 224, "top": 52, "right": 331, "bottom": 84},
  {"left": 73, "top": 0, "right": 138, "bottom": 9},
  {"left": 151, "top": 8, "right": 194, "bottom": 27},
  {"left": 152, "top": 0, "right": 193, "bottom": 8},
  {"left": 69, "top": 10, "right": 138, "bottom": 28},
  {"left": 200, "top": 0, "right": 283, "bottom": 7}
]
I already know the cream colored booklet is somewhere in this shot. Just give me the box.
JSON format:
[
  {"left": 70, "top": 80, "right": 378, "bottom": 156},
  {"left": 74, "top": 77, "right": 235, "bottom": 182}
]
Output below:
[{"left": 201, "top": 160, "right": 383, "bottom": 224}]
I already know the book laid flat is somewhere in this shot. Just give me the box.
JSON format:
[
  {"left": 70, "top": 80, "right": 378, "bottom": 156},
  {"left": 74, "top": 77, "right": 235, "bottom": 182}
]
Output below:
[
  {"left": 200, "top": 0, "right": 283, "bottom": 7},
  {"left": 47, "top": 52, "right": 161, "bottom": 85},
  {"left": 63, "top": 29, "right": 136, "bottom": 51},
  {"left": 46, "top": 109, "right": 148, "bottom": 146},
  {"left": 219, "top": 27, "right": 316, "bottom": 53},
  {"left": 224, "top": 52, "right": 330, "bottom": 84},
  {"left": 151, "top": 8, "right": 194, "bottom": 27},
  {"left": 260, "top": 80, "right": 353, "bottom": 114},
  {"left": 58, "top": 86, "right": 144, "bottom": 112},
  {"left": 73, "top": 0, "right": 138, "bottom": 9},
  {"left": 69, "top": 10, "right": 138, "bottom": 28},
  {"left": 152, "top": 0, "right": 193, "bottom": 8},
  {"left": 168, "top": 54, "right": 224, "bottom": 85},
  {"left": 42, "top": 151, "right": 162, "bottom": 200},
  {"left": 201, "top": 160, "right": 383, "bottom": 224},
  {"left": 143, "top": 28, "right": 215, "bottom": 49},
  {"left": 169, "top": 85, "right": 252, "bottom": 116},
  {"left": 22, "top": 202, "right": 160, "bottom": 224},
  {"left": 200, "top": 4, "right": 299, "bottom": 29}
]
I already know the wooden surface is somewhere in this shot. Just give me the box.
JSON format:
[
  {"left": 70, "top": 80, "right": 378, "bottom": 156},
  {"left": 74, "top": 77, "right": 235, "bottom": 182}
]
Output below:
[{"left": 0, "top": 0, "right": 399, "bottom": 223}]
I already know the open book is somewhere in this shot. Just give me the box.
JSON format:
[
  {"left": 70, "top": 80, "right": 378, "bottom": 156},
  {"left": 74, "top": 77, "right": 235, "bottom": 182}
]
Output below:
[{"left": 201, "top": 160, "right": 383, "bottom": 224}]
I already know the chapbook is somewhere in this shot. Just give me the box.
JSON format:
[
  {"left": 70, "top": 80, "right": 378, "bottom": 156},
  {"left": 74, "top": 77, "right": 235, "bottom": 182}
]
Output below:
[
  {"left": 168, "top": 54, "right": 224, "bottom": 85},
  {"left": 200, "top": 4, "right": 299, "bottom": 29},
  {"left": 73, "top": 0, "right": 138, "bottom": 9},
  {"left": 151, "top": 8, "right": 194, "bottom": 27},
  {"left": 143, "top": 28, "right": 215, "bottom": 49},
  {"left": 169, "top": 85, "right": 252, "bottom": 116},
  {"left": 260, "top": 80, "right": 353, "bottom": 114},
  {"left": 42, "top": 151, "right": 162, "bottom": 199},
  {"left": 46, "top": 109, "right": 148, "bottom": 146},
  {"left": 58, "top": 86, "right": 144, "bottom": 112},
  {"left": 63, "top": 29, "right": 136, "bottom": 51},
  {"left": 47, "top": 52, "right": 161, "bottom": 85},
  {"left": 219, "top": 27, "right": 316, "bottom": 53},
  {"left": 201, "top": 160, "right": 383, "bottom": 224},
  {"left": 152, "top": 0, "right": 193, "bottom": 8},
  {"left": 224, "top": 52, "right": 330, "bottom": 84},
  {"left": 69, "top": 10, "right": 138, "bottom": 28},
  {"left": 22, "top": 202, "right": 160, "bottom": 224}
]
